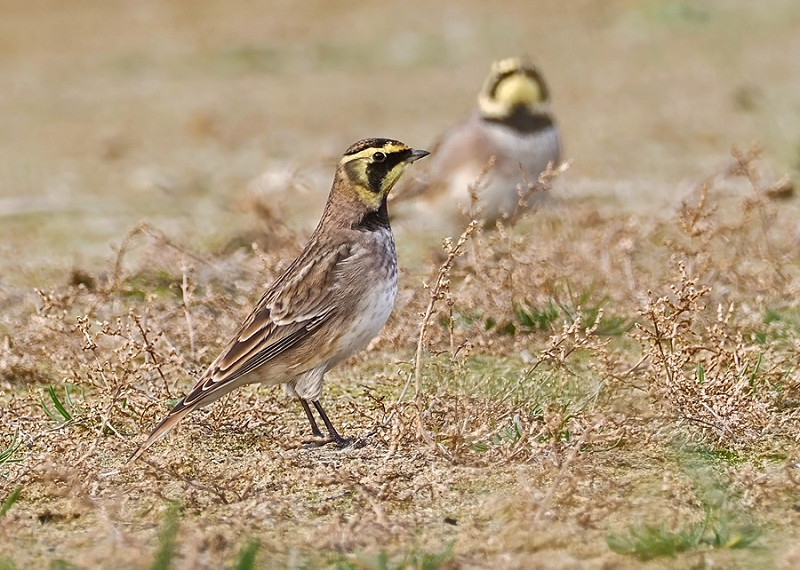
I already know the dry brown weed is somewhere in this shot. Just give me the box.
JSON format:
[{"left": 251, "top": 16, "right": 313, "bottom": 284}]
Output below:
[{"left": 3, "top": 146, "right": 800, "bottom": 568}]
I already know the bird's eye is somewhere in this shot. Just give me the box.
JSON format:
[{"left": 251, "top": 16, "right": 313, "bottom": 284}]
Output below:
[{"left": 372, "top": 151, "right": 386, "bottom": 163}]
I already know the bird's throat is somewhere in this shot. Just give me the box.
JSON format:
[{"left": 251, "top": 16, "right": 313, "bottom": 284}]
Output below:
[{"left": 352, "top": 198, "right": 390, "bottom": 232}]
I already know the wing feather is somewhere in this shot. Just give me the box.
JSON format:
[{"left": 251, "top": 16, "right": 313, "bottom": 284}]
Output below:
[{"left": 186, "top": 242, "right": 350, "bottom": 402}]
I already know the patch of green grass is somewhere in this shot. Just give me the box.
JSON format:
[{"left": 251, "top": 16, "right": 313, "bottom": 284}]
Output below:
[
  {"left": 0, "top": 486, "right": 22, "bottom": 517},
  {"left": 606, "top": 522, "right": 703, "bottom": 560},
  {"left": 121, "top": 270, "right": 183, "bottom": 301},
  {"left": 473, "top": 412, "right": 529, "bottom": 452},
  {"left": 537, "top": 403, "right": 577, "bottom": 443},
  {"left": 0, "top": 431, "right": 22, "bottom": 468},
  {"left": 607, "top": 510, "right": 761, "bottom": 561},
  {"left": 48, "top": 560, "right": 78, "bottom": 570},
  {"left": 755, "top": 305, "right": 800, "bottom": 343},
  {"left": 492, "top": 413, "right": 525, "bottom": 445},
  {"left": 610, "top": 443, "right": 764, "bottom": 561},
  {"left": 333, "top": 541, "right": 454, "bottom": 570},
  {"left": 472, "top": 402, "right": 580, "bottom": 452},
  {"left": 233, "top": 539, "right": 260, "bottom": 570},
  {"left": 707, "top": 520, "right": 761, "bottom": 550},
  {"left": 743, "top": 353, "right": 763, "bottom": 392},
  {"left": 510, "top": 285, "right": 632, "bottom": 336},
  {"left": 41, "top": 386, "right": 79, "bottom": 424},
  {"left": 463, "top": 284, "right": 631, "bottom": 337},
  {"left": 688, "top": 445, "right": 743, "bottom": 466},
  {"left": 425, "top": 353, "right": 598, "bottom": 409},
  {"left": 514, "top": 300, "right": 560, "bottom": 332},
  {"left": 151, "top": 503, "right": 181, "bottom": 570}
]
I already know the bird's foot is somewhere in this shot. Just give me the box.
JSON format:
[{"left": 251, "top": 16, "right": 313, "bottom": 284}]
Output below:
[
  {"left": 301, "top": 436, "right": 329, "bottom": 448},
  {"left": 331, "top": 435, "right": 354, "bottom": 449},
  {"left": 301, "top": 435, "right": 353, "bottom": 449}
]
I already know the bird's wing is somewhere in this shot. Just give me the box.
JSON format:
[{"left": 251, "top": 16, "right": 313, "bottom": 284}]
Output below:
[
  {"left": 187, "top": 243, "right": 349, "bottom": 402},
  {"left": 128, "top": 242, "right": 351, "bottom": 462}
]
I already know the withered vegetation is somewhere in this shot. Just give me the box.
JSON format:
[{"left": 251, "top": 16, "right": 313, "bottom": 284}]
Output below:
[{"left": 2, "top": 148, "right": 800, "bottom": 568}]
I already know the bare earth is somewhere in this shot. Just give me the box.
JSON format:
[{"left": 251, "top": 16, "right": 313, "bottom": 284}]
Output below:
[{"left": 2, "top": 1, "right": 800, "bottom": 569}]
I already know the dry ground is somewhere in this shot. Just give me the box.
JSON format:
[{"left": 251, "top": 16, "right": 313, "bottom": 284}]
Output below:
[{"left": 2, "top": 1, "right": 800, "bottom": 568}]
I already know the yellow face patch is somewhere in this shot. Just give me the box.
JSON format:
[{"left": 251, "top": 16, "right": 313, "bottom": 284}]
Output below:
[
  {"left": 340, "top": 141, "right": 418, "bottom": 210},
  {"left": 478, "top": 58, "right": 550, "bottom": 119},
  {"left": 495, "top": 74, "right": 542, "bottom": 107}
]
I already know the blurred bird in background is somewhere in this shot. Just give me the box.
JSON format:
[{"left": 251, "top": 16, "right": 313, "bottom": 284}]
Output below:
[{"left": 393, "top": 57, "right": 561, "bottom": 234}]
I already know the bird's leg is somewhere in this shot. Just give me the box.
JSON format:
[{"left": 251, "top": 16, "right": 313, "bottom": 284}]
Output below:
[
  {"left": 299, "top": 399, "right": 324, "bottom": 438},
  {"left": 312, "top": 400, "right": 351, "bottom": 447}
]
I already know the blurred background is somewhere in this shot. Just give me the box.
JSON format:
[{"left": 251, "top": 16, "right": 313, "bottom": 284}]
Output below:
[{"left": 1, "top": 0, "right": 798, "bottom": 285}]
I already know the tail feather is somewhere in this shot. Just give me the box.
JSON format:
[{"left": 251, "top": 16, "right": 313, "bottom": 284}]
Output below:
[{"left": 127, "top": 406, "right": 193, "bottom": 464}]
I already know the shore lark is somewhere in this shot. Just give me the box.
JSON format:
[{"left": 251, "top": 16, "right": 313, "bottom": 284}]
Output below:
[
  {"left": 394, "top": 57, "right": 561, "bottom": 232},
  {"left": 129, "top": 138, "right": 428, "bottom": 462}
]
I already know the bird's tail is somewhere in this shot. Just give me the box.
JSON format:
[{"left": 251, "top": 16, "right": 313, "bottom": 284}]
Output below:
[{"left": 127, "top": 405, "right": 193, "bottom": 464}]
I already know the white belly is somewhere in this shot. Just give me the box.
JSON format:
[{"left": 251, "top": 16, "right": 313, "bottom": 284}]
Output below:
[
  {"left": 448, "top": 124, "right": 561, "bottom": 220},
  {"left": 335, "top": 271, "right": 397, "bottom": 360}
]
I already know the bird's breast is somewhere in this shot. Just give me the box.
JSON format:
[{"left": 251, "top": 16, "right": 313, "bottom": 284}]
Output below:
[{"left": 331, "top": 229, "right": 398, "bottom": 360}]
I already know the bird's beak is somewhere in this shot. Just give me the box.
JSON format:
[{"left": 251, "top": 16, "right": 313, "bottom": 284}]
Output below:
[{"left": 408, "top": 149, "right": 430, "bottom": 162}]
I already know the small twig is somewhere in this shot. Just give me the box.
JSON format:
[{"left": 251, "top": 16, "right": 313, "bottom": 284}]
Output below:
[
  {"left": 467, "top": 157, "right": 496, "bottom": 223},
  {"left": 506, "top": 160, "right": 570, "bottom": 225},
  {"left": 140, "top": 458, "right": 239, "bottom": 505},
  {"left": 97, "top": 384, "right": 126, "bottom": 441},
  {"left": 76, "top": 316, "right": 111, "bottom": 390},
  {"left": 180, "top": 264, "right": 197, "bottom": 358},
  {"left": 411, "top": 222, "right": 477, "bottom": 455},
  {"left": 109, "top": 222, "right": 212, "bottom": 293},
  {"left": 132, "top": 312, "right": 171, "bottom": 398},
  {"left": 533, "top": 422, "right": 596, "bottom": 521},
  {"left": 650, "top": 308, "right": 674, "bottom": 385},
  {"left": 381, "top": 221, "right": 477, "bottom": 460}
]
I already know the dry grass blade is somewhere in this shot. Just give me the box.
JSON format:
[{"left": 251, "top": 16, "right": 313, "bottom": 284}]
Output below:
[
  {"left": 506, "top": 159, "right": 570, "bottom": 225},
  {"left": 389, "top": 221, "right": 478, "bottom": 458}
]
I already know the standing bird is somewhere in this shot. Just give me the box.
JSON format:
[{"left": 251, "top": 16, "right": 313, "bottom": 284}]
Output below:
[
  {"left": 129, "top": 138, "right": 429, "bottom": 462},
  {"left": 393, "top": 57, "right": 561, "bottom": 233}
]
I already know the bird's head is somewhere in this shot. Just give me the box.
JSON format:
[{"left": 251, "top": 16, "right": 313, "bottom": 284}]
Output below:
[
  {"left": 478, "top": 57, "right": 551, "bottom": 120},
  {"left": 337, "top": 138, "right": 430, "bottom": 212}
]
